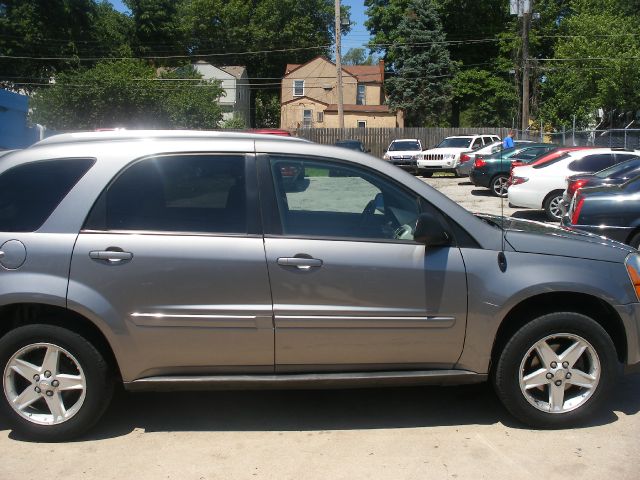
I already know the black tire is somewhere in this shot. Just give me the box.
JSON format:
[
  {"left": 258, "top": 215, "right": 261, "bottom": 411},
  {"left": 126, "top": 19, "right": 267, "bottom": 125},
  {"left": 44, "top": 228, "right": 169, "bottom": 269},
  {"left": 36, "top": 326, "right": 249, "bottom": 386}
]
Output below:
[
  {"left": 421, "top": 171, "right": 433, "bottom": 178},
  {"left": 490, "top": 175, "right": 509, "bottom": 197},
  {"left": 0, "top": 324, "right": 113, "bottom": 441},
  {"left": 543, "top": 191, "right": 564, "bottom": 221},
  {"left": 493, "top": 312, "right": 618, "bottom": 428}
]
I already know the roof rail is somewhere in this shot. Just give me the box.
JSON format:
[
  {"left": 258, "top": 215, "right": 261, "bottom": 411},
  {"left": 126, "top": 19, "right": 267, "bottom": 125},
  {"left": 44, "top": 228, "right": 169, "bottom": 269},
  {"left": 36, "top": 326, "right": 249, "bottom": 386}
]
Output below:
[{"left": 32, "top": 130, "right": 309, "bottom": 147}]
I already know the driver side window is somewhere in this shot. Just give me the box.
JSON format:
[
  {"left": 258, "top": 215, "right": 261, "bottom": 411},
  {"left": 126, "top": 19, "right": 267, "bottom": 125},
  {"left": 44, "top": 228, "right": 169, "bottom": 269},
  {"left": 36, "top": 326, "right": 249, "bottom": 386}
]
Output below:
[{"left": 269, "top": 156, "right": 421, "bottom": 241}]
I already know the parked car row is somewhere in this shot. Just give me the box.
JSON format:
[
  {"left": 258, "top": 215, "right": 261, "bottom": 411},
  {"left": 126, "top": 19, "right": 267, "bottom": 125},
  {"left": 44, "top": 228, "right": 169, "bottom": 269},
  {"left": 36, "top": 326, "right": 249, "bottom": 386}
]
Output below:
[
  {"left": 509, "top": 148, "right": 640, "bottom": 221},
  {"left": 469, "top": 143, "right": 556, "bottom": 197}
]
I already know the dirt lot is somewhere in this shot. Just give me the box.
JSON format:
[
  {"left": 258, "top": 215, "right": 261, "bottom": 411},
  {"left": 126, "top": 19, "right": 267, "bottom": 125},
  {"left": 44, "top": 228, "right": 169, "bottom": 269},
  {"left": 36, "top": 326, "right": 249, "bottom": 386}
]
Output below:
[{"left": 1, "top": 173, "right": 639, "bottom": 480}]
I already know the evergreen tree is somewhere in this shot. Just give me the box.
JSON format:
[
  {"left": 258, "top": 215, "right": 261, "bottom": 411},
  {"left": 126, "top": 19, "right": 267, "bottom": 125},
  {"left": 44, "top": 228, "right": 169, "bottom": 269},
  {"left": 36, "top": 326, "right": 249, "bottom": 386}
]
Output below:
[{"left": 385, "top": 0, "right": 455, "bottom": 126}]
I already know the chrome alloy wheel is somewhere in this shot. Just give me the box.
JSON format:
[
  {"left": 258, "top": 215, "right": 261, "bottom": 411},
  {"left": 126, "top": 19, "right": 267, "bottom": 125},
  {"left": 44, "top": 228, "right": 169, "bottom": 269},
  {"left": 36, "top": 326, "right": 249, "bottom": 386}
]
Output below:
[
  {"left": 3, "top": 343, "right": 86, "bottom": 425},
  {"left": 548, "top": 195, "right": 563, "bottom": 220},
  {"left": 491, "top": 176, "right": 509, "bottom": 197},
  {"left": 519, "top": 333, "right": 600, "bottom": 414}
]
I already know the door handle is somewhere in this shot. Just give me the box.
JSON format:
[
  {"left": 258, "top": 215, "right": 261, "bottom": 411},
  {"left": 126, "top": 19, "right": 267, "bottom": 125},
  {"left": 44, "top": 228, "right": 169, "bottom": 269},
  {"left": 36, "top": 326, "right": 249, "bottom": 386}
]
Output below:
[
  {"left": 277, "top": 257, "right": 323, "bottom": 270},
  {"left": 0, "top": 251, "right": 4, "bottom": 259},
  {"left": 89, "top": 250, "right": 133, "bottom": 263}
]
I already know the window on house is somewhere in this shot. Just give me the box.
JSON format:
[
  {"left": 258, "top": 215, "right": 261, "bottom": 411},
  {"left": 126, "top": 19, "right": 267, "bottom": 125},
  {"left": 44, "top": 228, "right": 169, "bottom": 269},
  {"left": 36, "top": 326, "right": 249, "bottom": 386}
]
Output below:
[
  {"left": 293, "top": 80, "right": 304, "bottom": 96},
  {"left": 357, "top": 120, "right": 366, "bottom": 128},
  {"left": 303, "top": 109, "right": 313, "bottom": 127},
  {"left": 317, "top": 112, "right": 324, "bottom": 123},
  {"left": 356, "top": 84, "right": 366, "bottom": 105}
]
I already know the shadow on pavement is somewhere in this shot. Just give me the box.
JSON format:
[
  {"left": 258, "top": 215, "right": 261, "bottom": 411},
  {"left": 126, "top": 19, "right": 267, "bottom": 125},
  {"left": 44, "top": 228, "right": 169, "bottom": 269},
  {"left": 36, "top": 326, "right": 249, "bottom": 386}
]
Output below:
[
  {"left": 4, "top": 375, "right": 639, "bottom": 442},
  {"left": 470, "top": 189, "right": 492, "bottom": 197}
]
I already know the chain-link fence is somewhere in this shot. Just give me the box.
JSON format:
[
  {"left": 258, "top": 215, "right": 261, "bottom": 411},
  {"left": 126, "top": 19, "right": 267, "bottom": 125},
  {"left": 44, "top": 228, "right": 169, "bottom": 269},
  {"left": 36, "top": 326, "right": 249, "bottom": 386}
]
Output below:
[{"left": 515, "top": 128, "right": 640, "bottom": 150}]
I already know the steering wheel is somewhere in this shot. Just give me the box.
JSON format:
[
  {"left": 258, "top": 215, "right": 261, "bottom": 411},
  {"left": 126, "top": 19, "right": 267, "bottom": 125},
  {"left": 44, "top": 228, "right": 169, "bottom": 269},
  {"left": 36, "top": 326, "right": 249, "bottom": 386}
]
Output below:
[{"left": 393, "top": 224, "right": 414, "bottom": 240}]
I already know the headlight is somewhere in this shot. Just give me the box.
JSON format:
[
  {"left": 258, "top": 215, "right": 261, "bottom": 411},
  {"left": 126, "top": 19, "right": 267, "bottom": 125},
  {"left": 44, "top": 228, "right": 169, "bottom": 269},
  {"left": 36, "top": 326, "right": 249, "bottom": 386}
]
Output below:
[
  {"left": 625, "top": 253, "right": 640, "bottom": 301},
  {"left": 383, "top": 154, "right": 390, "bottom": 160},
  {"left": 447, "top": 154, "right": 456, "bottom": 159}
]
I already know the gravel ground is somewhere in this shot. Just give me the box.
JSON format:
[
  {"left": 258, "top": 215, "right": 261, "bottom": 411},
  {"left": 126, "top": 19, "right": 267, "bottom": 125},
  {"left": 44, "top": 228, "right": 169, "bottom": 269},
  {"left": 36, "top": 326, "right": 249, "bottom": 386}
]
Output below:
[{"left": 2, "top": 173, "right": 638, "bottom": 480}]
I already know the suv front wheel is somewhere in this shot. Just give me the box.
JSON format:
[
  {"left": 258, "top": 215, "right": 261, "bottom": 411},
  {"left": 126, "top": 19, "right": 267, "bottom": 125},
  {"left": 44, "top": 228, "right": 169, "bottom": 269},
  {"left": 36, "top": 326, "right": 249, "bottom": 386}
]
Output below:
[
  {"left": 493, "top": 312, "right": 618, "bottom": 428},
  {"left": 0, "top": 324, "right": 113, "bottom": 441}
]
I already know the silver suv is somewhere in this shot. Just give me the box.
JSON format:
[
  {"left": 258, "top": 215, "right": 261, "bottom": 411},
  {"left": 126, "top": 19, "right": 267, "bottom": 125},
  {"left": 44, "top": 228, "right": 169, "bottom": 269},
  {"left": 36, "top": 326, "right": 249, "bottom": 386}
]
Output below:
[{"left": 1, "top": 131, "right": 639, "bottom": 440}]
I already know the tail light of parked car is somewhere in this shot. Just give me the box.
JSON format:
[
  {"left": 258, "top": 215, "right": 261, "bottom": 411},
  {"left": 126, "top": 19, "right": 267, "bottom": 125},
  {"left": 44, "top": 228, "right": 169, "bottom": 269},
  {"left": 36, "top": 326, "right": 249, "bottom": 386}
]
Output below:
[
  {"left": 474, "top": 158, "right": 486, "bottom": 168},
  {"left": 571, "top": 195, "right": 585, "bottom": 224},
  {"left": 510, "top": 176, "right": 528, "bottom": 186},
  {"left": 567, "top": 179, "right": 589, "bottom": 199},
  {"left": 460, "top": 153, "right": 471, "bottom": 163}
]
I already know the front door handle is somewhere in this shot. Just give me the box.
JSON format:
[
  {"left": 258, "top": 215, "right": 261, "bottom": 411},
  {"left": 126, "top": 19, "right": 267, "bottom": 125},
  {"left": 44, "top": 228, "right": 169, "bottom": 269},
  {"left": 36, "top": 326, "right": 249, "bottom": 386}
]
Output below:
[
  {"left": 277, "top": 257, "right": 323, "bottom": 270},
  {"left": 89, "top": 250, "right": 133, "bottom": 263}
]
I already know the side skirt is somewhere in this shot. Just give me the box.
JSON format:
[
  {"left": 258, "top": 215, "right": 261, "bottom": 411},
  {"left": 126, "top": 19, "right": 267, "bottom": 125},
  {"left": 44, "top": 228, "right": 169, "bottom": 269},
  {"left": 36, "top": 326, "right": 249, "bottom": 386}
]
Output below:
[{"left": 124, "top": 370, "right": 487, "bottom": 392}]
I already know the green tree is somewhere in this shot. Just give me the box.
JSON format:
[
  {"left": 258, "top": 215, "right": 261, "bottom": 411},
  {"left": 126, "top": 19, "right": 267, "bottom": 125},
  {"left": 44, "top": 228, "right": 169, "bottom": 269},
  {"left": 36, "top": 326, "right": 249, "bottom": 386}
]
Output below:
[
  {"left": 0, "top": 1, "right": 133, "bottom": 89},
  {"left": 220, "top": 114, "right": 247, "bottom": 129},
  {"left": 342, "top": 47, "right": 377, "bottom": 65},
  {"left": 451, "top": 69, "right": 518, "bottom": 126},
  {"left": 124, "top": 0, "right": 182, "bottom": 57},
  {"left": 385, "top": 0, "right": 456, "bottom": 126},
  {"left": 539, "top": 1, "right": 640, "bottom": 127},
  {"left": 30, "top": 60, "right": 224, "bottom": 130},
  {"left": 364, "top": 0, "right": 409, "bottom": 63}
]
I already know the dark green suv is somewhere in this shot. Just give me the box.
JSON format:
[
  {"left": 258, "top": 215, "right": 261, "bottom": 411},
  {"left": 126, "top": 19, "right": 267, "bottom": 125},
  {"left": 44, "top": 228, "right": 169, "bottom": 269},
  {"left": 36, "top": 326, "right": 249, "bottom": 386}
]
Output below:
[{"left": 470, "top": 144, "right": 556, "bottom": 197}]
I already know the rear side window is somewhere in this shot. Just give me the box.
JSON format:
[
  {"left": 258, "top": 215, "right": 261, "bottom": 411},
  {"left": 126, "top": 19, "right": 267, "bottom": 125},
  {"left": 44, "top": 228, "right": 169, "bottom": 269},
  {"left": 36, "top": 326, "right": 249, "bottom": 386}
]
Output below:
[
  {"left": 0, "top": 158, "right": 94, "bottom": 232},
  {"left": 84, "top": 154, "right": 247, "bottom": 234},
  {"left": 568, "top": 154, "right": 615, "bottom": 172}
]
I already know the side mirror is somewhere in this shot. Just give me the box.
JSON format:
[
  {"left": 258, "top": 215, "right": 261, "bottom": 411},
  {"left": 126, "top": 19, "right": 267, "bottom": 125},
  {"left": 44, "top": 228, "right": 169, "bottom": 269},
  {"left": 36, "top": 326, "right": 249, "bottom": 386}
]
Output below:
[{"left": 413, "top": 213, "right": 452, "bottom": 246}]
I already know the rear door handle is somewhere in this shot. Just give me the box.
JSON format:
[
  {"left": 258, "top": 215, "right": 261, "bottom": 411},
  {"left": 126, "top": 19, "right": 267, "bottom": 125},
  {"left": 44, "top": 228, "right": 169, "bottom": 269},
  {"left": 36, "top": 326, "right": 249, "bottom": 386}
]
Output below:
[
  {"left": 0, "top": 251, "right": 4, "bottom": 259},
  {"left": 89, "top": 250, "right": 133, "bottom": 263},
  {"left": 277, "top": 257, "right": 323, "bottom": 270}
]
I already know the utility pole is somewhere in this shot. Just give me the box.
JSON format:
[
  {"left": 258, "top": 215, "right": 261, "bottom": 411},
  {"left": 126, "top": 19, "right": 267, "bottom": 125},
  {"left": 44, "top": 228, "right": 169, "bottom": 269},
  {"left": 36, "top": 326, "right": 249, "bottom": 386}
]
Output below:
[
  {"left": 521, "top": 7, "right": 531, "bottom": 132},
  {"left": 334, "top": 0, "right": 345, "bottom": 129}
]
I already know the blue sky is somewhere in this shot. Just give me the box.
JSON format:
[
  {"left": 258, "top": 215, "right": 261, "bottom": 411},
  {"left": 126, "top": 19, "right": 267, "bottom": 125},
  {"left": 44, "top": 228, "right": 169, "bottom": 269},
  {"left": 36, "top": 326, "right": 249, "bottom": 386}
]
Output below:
[{"left": 108, "top": 0, "right": 371, "bottom": 51}]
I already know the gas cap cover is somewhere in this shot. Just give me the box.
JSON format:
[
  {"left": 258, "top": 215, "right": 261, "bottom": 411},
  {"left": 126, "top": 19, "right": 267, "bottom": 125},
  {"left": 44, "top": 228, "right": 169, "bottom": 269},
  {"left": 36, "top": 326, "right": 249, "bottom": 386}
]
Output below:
[{"left": 0, "top": 240, "right": 27, "bottom": 269}]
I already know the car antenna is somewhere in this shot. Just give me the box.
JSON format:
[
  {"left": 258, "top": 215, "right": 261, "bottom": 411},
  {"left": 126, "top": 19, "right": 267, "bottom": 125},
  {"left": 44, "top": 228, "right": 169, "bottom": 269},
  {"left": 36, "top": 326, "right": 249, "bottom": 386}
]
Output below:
[{"left": 498, "top": 135, "right": 508, "bottom": 272}]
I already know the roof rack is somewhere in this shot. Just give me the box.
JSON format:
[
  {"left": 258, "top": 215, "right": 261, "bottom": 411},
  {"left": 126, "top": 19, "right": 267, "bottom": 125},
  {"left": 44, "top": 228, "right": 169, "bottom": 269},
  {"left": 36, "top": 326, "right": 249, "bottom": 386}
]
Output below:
[{"left": 32, "top": 130, "right": 308, "bottom": 147}]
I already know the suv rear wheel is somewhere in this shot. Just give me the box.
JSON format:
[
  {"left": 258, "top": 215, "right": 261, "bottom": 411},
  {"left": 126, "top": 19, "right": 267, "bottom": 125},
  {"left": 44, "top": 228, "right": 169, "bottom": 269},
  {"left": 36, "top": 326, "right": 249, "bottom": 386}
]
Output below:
[
  {"left": 493, "top": 312, "right": 618, "bottom": 428},
  {"left": 0, "top": 324, "right": 113, "bottom": 441}
]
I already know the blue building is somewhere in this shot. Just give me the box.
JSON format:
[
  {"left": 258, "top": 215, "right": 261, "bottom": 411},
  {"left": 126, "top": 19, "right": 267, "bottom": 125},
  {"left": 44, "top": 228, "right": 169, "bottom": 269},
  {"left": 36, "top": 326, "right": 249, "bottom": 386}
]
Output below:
[{"left": 0, "top": 89, "right": 46, "bottom": 149}]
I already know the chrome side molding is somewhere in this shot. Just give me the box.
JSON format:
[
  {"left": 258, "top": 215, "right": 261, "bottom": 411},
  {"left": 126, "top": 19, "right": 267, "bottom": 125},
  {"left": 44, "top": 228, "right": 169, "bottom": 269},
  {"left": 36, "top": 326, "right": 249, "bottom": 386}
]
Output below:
[{"left": 125, "top": 369, "right": 487, "bottom": 391}]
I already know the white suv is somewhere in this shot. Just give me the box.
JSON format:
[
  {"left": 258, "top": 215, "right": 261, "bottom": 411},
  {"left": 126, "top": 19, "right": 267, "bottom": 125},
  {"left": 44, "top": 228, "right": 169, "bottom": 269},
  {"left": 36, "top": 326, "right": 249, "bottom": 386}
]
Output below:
[{"left": 417, "top": 134, "right": 500, "bottom": 177}]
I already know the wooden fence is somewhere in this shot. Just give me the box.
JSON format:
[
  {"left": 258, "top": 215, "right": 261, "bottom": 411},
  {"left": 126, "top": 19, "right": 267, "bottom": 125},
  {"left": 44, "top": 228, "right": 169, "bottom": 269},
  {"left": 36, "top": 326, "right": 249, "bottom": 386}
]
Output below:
[{"left": 294, "top": 127, "right": 512, "bottom": 158}]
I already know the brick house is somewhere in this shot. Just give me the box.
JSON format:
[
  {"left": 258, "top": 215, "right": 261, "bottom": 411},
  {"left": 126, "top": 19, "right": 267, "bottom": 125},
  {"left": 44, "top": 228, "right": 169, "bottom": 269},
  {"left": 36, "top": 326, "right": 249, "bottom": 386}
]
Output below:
[{"left": 280, "top": 56, "right": 403, "bottom": 130}]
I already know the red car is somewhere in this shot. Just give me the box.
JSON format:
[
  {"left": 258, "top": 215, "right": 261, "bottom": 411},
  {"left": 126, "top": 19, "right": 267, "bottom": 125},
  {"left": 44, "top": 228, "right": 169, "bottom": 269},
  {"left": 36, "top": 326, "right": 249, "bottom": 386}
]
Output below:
[{"left": 248, "top": 128, "right": 292, "bottom": 136}]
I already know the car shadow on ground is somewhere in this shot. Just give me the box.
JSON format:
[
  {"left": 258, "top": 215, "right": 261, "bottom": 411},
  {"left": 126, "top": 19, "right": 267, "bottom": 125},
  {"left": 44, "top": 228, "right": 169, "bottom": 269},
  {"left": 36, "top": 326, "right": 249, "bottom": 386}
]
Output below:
[
  {"left": 470, "top": 189, "right": 493, "bottom": 197},
  {"left": 457, "top": 181, "right": 473, "bottom": 186},
  {"left": 3, "top": 375, "right": 639, "bottom": 442}
]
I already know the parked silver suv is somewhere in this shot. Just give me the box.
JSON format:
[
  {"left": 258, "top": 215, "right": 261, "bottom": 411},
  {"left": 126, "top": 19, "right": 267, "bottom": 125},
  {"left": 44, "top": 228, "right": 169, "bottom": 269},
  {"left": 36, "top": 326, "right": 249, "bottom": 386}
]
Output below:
[{"left": 1, "top": 131, "right": 640, "bottom": 440}]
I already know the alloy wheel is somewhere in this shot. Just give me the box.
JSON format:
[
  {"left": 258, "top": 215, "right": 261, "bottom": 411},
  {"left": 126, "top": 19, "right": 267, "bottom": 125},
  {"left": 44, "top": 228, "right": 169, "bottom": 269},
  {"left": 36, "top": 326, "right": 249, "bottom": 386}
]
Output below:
[
  {"left": 518, "top": 333, "right": 600, "bottom": 414},
  {"left": 3, "top": 343, "right": 87, "bottom": 425}
]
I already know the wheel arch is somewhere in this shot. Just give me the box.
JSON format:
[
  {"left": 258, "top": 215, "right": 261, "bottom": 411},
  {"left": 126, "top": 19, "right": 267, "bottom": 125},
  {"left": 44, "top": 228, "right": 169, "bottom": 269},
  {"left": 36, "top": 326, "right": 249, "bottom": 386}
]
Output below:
[
  {"left": 490, "top": 291, "right": 627, "bottom": 370},
  {"left": 542, "top": 188, "right": 564, "bottom": 207},
  {"left": 0, "top": 303, "right": 121, "bottom": 381}
]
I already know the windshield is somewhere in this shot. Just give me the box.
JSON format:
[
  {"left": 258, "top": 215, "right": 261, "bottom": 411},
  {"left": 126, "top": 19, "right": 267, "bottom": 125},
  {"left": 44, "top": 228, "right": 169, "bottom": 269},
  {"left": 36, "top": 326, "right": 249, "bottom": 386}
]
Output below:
[
  {"left": 388, "top": 140, "right": 421, "bottom": 151},
  {"left": 436, "top": 138, "right": 473, "bottom": 148},
  {"left": 595, "top": 158, "right": 640, "bottom": 178}
]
